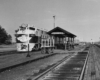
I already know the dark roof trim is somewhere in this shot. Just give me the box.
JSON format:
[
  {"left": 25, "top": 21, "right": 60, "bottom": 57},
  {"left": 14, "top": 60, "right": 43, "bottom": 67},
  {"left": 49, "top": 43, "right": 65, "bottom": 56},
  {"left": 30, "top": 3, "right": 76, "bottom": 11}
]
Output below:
[{"left": 48, "top": 26, "right": 76, "bottom": 37}]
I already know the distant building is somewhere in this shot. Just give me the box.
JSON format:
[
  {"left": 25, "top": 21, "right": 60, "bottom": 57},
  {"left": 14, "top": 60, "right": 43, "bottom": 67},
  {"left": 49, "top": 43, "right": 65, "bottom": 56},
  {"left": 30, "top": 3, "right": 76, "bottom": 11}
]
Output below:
[{"left": 74, "top": 39, "right": 80, "bottom": 45}]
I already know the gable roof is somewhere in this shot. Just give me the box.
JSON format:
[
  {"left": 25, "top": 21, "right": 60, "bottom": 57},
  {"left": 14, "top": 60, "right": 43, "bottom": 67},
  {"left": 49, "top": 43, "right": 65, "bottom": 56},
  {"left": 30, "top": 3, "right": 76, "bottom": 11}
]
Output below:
[{"left": 48, "top": 26, "right": 76, "bottom": 37}]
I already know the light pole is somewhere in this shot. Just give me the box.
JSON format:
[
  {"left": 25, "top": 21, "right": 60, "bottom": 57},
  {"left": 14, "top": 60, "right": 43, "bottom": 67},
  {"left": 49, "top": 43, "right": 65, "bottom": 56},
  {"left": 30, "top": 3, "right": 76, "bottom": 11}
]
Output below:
[
  {"left": 99, "top": 37, "right": 100, "bottom": 42},
  {"left": 91, "top": 39, "right": 93, "bottom": 44},
  {"left": 26, "top": 44, "right": 30, "bottom": 57},
  {"left": 53, "top": 15, "right": 55, "bottom": 28},
  {"left": 26, "top": 26, "right": 30, "bottom": 57}
]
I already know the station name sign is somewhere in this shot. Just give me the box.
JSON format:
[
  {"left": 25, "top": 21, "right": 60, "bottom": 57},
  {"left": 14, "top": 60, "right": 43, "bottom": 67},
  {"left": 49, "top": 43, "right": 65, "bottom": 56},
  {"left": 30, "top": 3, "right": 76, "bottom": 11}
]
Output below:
[{"left": 51, "top": 32, "right": 64, "bottom": 34}]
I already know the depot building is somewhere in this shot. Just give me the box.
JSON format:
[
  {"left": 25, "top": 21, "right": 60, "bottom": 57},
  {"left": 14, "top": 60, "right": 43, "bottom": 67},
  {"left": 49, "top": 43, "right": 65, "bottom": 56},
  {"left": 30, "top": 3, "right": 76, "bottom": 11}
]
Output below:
[{"left": 48, "top": 27, "right": 76, "bottom": 50}]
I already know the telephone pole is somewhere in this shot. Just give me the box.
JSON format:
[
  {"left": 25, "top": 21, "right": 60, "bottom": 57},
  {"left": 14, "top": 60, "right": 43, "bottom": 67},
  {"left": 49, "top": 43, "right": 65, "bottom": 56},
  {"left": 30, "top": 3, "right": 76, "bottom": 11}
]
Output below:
[{"left": 53, "top": 15, "right": 55, "bottom": 28}]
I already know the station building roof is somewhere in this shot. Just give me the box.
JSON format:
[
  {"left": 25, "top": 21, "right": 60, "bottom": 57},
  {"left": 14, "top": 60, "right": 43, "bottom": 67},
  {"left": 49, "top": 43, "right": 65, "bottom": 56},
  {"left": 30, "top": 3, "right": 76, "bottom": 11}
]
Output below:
[{"left": 48, "top": 26, "right": 76, "bottom": 38}]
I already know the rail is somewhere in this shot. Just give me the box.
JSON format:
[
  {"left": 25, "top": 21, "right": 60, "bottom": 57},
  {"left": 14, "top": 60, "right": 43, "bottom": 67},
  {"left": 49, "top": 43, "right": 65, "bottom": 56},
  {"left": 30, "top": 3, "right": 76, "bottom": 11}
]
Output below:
[
  {"left": 29, "top": 51, "right": 89, "bottom": 80},
  {"left": 78, "top": 51, "right": 89, "bottom": 80}
]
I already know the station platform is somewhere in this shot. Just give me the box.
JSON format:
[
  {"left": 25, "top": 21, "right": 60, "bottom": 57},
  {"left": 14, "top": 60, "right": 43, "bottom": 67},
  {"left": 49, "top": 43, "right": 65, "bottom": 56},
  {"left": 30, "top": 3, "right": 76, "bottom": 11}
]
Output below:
[
  {"left": 0, "top": 50, "right": 72, "bottom": 72},
  {"left": 0, "top": 44, "right": 84, "bottom": 72},
  {"left": 0, "top": 51, "right": 56, "bottom": 71}
]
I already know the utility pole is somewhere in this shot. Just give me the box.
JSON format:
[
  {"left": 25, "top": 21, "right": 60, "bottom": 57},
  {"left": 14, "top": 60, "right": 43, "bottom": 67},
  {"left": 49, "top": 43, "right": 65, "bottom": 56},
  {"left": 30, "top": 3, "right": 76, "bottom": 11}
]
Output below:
[
  {"left": 53, "top": 15, "right": 55, "bottom": 28},
  {"left": 91, "top": 39, "right": 93, "bottom": 44},
  {"left": 99, "top": 37, "right": 100, "bottom": 41},
  {"left": 26, "top": 26, "right": 30, "bottom": 57},
  {"left": 26, "top": 44, "right": 30, "bottom": 57}
]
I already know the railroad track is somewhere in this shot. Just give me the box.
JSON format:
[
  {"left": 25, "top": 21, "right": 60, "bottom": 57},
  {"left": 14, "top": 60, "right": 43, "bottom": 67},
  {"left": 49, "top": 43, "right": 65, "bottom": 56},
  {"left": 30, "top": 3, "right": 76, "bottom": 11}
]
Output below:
[{"left": 28, "top": 51, "right": 89, "bottom": 80}]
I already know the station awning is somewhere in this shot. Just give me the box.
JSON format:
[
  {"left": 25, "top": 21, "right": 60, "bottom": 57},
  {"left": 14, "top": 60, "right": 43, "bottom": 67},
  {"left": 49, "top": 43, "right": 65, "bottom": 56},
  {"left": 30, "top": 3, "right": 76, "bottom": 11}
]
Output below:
[{"left": 48, "top": 27, "right": 76, "bottom": 38}]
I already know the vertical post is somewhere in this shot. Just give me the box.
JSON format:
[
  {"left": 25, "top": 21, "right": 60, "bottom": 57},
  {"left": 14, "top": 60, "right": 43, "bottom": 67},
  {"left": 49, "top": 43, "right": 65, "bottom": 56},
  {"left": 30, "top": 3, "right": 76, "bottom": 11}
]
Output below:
[
  {"left": 26, "top": 26, "right": 30, "bottom": 57},
  {"left": 91, "top": 39, "right": 93, "bottom": 44},
  {"left": 71, "top": 38, "right": 73, "bottom": 49},
  {"left": 65, "top": 37, "right": 66, "bottom": 50},
  {"left": 68, "top": 37, "right": 70, "bottom": 50},
  {"left": 72, "top": 38, "right": 74, "bottom": 49},
  {"left": 26, "top": 44, "right": 30, "bottom": 57},
  {"left": 53, "top": 15, "right": 55, "bottom": 28},
  {"left": 99, "top": 37, "right": 100, "bottom": 42},
  {"left": 70, "top": 38, "right": 72, "bottom": 49}
]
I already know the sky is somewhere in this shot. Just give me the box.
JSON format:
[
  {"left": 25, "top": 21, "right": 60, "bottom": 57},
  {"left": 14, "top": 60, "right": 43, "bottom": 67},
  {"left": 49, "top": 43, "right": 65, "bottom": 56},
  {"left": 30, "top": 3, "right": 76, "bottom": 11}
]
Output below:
[{"left": 0, "top": 0, "right": 100, "bottom": 42}]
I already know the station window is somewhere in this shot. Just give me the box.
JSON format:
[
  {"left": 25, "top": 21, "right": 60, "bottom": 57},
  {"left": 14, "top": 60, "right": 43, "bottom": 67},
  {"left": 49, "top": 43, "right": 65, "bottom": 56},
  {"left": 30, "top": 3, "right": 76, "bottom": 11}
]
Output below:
[
  {"left": 41, "top": 35, "right": 43, "bottom": 39},
  {"left": 66, "top": 37, "right": 68, "bottom": 41},
  {"left": 60, "top": 38, "right": 62, "bottom": 43},
  {"left": 51, "top": 39, "right": 53, "bottom": 46}
]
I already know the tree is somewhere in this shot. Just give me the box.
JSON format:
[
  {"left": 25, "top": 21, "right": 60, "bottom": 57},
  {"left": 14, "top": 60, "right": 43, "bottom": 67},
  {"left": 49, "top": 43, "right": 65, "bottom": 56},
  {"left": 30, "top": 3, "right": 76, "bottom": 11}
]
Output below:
[
  {"left": 0, "top": 25, "right": 12, "bottom": 44},
  {"left": 5, "top": 34, "right": 12, "bottom": 44}
]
